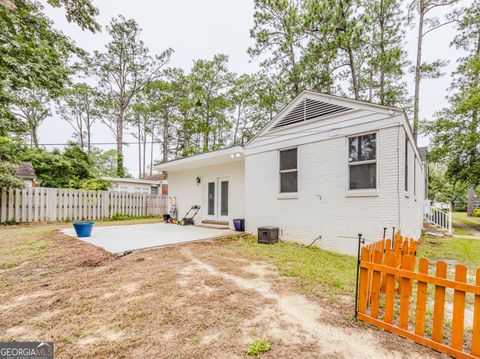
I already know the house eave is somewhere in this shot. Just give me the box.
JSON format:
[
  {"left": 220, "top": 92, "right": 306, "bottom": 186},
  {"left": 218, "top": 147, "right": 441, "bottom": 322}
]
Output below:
[{"left": 155, "top": 146, "right": 245, "bottom": 173}]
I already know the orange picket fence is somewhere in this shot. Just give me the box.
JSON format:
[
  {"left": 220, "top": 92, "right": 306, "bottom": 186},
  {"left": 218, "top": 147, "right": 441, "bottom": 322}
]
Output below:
[{"left": 357, "top": 233, "right": 480, "bottom": 359}]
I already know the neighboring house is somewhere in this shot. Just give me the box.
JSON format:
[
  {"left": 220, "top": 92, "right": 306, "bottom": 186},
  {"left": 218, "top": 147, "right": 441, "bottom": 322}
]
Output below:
[
  {"left": 156, "top": 91, "right": 427, "bottom": 255},
  {"left": 143, "top": 174, "right": 169, "bottom": 195},
  {"left": 15, "top": 161, "right": 37, "bottom": 187},
  {"left": 101, "top": 177, "right": 167, "bottom": 195}
]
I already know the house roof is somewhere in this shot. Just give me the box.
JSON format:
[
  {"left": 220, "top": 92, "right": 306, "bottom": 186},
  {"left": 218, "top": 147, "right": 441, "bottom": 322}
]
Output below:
[
  {"left": 101, "top": 177, "right": 163, "bottom": 185},
  {"left": 155, "top": 146, "right": 244, "bottom": 172},
  {"left": 246, "top": 90, "right": 405, "bottom": 147},
  {"left": 15, "top": 161, "right": 36, "bottom": 180},
  {"left": 156, "top": 91, "right": 423, "bottom": 172},
  {"left": 143, "top": 174, "right": 166, "bottom": 181}
]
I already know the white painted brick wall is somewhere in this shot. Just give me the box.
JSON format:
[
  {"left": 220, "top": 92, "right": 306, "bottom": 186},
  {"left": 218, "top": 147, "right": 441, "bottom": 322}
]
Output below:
[
  {"left": 245, "top": 125, "right": 425, "bottom": 255},
  {"left": 167, "top": 161, "right": 245, "bottom": 228}
]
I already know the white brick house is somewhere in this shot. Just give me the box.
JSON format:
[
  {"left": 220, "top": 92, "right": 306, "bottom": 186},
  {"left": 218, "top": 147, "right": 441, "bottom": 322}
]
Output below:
[{"left": 156, "top": 91, "right": 427, "bottom": 255}]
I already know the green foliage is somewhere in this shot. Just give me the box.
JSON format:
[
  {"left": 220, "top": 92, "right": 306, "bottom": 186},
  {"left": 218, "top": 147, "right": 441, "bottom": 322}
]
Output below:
[
  {"left": 0, "top": 0, "right": 77, "bottom": 129},
  {"left": 249, "top": 0, "right": 408, "bottom": 106},
  {"left": 418, "top": 236, "right": 480, "bottom": 275},
  {"left": 474, "top": 208, "right": 480, "bottom": 217},
  {"left": 46, "top": 0, "right": 100, "bottom": 32},
  {"left": 424, "top": 1, "right": 480, "bottom": 199},
  {"left": 0, "top": 136, "right": 24, "bottom": 188},
  {"left": 249, "top": 0, "right": 304, "bottom": 96},
  {"left": 247, "top": 338, "right": 271, "bottom": 356},
  {"left": 110, "top": 214, "right": 160, "bottom": 221},
  {"left": 90, "top": 148, "right": 128, "bottom": 177},
  {"left": 92, "top": 15, "right": 173, "bottom": 177},
  {"left": 80, "top": 178, "right": 111, "bottom": 191},
  {"left": 56, "top": 83, "right": 100, "bottom": 152},
  {"left": 427, "top": 166, "right": 466, "bottom": 205},
  {"left": 22, "top": 143, "right": 96, "bottom": 188}
]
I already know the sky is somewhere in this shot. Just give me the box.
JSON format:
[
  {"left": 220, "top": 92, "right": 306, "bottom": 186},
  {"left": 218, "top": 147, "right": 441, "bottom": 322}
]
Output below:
[{"left": 38, "top": 0, "right": 466, "bottom": 177}]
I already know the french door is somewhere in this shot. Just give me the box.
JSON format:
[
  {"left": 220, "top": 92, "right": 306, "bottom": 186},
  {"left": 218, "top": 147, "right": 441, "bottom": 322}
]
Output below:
[{"left": 205, "top": 176, "right": 229, "bottom": 222}]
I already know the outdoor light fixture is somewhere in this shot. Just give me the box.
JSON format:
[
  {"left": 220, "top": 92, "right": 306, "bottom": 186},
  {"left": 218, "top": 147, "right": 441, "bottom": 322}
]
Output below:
[{"left": 196, "top": 177, "right": 201, "bottom": 185}]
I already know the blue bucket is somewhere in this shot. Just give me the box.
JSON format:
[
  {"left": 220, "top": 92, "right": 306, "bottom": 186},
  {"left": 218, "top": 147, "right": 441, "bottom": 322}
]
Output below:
[
  {"left": 72, "top": 222, "right": 94, "bottom": 237},
  {"left": 233, "top": 219, "right": 245, "bottom": 232}
]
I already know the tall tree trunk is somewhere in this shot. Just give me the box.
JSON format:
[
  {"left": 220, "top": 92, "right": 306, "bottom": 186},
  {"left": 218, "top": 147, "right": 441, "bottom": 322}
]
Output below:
[
  {"left": 347, "top": 47, "right": 360, "bottom": 100},
  {"left": 142, "top": 126, "right": 147, "bottom": 178},
  {"left": 467, "top": 184, "right": 475, "bottom": 217},
  {"left": 31, "top": 127, "right": 39, "bottom": 148},
  {"left": 233, "top": 105, "right": 241, "bottom": 145},
  {"left": 162, "top": 110, "right": 169, "bottom": 163},
  {"left": 116, "top": 111, "right": 125, "bottom": 177},
  {"left": 413, "top": 0, "right": 424, "bottom": 144},
  {"left": 86, "top": 124, "right": 91, "bottom": 153},
  {"left": 149, "top": 131, "right": 154, "bottom": 176},
  {"left": 137, "top": 118, "right": 142, "bottom": 179},
  {"left": 379, "top": 0, "right": 386, "bottom": 105}
]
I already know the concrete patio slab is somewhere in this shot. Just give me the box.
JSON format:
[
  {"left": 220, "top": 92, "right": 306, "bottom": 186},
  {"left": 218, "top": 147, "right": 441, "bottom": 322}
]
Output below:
[{"left": 62, "top": 222, "right": 236, "bottom": 254}]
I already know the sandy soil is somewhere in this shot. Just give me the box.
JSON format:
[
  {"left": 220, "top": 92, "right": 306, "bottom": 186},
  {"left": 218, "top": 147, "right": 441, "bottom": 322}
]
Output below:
[{"left": 0, "top": 227, "right": 446, "bottom": 358}]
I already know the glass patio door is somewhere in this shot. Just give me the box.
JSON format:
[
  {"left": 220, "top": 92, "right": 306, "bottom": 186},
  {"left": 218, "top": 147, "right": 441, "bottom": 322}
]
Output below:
[{"left": 204, "top": 177, "right": 229, "bottom": 222}]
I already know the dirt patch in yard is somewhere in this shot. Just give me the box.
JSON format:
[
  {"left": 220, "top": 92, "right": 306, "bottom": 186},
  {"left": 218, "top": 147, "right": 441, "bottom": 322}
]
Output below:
[{"left": 0, "top": 225, "right": 445, "bottom": 358}]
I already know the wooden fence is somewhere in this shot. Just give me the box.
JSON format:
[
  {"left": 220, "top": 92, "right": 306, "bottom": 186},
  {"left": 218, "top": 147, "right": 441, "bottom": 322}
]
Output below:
[
  {"left": 0, "top": 187, "right": 168, "bottom": 223},
  {"left": 358, "top": 233, "right": 480, "bottom": 359}
]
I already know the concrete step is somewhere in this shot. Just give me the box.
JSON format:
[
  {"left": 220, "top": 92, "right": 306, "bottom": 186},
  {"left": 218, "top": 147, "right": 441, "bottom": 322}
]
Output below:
[
  {"left": 202, "top": 220, "right": 229, "bottom": 226},
  {"left": 195, "top": 223, "right": 230, "bottom": 230}
]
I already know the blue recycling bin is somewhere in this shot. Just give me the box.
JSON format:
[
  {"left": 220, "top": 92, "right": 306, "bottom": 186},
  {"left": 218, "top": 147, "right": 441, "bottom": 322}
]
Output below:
[{"left": 72, "top": 222, "right": 94, "bottom": 237}]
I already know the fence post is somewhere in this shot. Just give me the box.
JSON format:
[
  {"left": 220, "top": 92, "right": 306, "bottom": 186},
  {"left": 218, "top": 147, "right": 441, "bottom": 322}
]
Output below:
[
  {"left": 354, "top": 233, "right": 365, "bottom": 320},
  {"left": 448, "top": 210, "right": 452, "bottom": 235}
]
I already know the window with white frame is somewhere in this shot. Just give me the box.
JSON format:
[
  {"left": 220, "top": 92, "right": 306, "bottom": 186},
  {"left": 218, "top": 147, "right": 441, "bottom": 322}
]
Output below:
[
  {"left": 348, "top": 133, "right": 377, "bottom": 190},
  {"left": 279, "top": 148, "right": 298, "bottom": 193}
]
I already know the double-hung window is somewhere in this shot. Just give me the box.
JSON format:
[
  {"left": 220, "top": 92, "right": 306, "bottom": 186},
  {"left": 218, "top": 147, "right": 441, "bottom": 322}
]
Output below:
[
  {"left": 348, "top": 133, "right": 377, "bottom": 190},
  {"left": 279, "top": 148, "right": 298, "bottom": 193}
]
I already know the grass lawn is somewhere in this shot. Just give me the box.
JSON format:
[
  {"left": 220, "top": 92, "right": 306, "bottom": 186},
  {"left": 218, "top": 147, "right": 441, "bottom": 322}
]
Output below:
[
  {"left": 1, "top": 221, "right": 436, "bottom": 358},
  {"left": 227, "top": 236, "right": 357, "bottom": 300},
  {"left": 452, "top": 211, "right": 480, "bottom": 231},
  {"left": 453, "top": 226, "right": 474, "bottom": 236},
  {"left": 417, "top": 235, "right": 480, "bottom": 277}
]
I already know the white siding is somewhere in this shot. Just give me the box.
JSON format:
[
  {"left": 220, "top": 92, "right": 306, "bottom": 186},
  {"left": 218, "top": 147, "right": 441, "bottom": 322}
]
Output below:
[
  {"left": 245, "top": 125, "right": 425, "bottom": 255},
  {"left": 167, "top": 161, "right": 244, "bottom": 228},
  {"left": 399, "top": 135, "right": 425, "bottom": 241}
]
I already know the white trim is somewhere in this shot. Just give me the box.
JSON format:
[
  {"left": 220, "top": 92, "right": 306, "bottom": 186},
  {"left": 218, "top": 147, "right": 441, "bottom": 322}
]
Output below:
[
  {"left": 246, "top": 90, "right": 404, "bottom": 147},
  {"left": 101, "top": 177, "right": 163, "bottom": 185},
  {"left": 278, "top": 146, "right": 298, "bottom": 194},
  {"left": 156, "top": 146, "right": 244, "bottom": 172},
  {"left": 346, "top": 131, "right": 379, "bottom": 193}
]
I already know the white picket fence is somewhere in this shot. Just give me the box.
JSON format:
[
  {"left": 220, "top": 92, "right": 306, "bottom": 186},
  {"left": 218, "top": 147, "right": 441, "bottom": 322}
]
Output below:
[
  {"left": 424, "top": 204, "right": 453, "bottom": 234},
  {"left": 0, "top": 187, "right": 168, "bottom": 223}
]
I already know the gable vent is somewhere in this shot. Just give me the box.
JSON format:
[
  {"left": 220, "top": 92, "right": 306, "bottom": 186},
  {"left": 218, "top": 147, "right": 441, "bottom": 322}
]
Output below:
[{"left": 272, "top": 98, "right": 351, "bottom": 130}]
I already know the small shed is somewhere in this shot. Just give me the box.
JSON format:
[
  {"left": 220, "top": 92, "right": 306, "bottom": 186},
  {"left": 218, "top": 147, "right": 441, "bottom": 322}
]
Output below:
[{"left": 15, "top": 161, "right": 37, "bottom": 187}]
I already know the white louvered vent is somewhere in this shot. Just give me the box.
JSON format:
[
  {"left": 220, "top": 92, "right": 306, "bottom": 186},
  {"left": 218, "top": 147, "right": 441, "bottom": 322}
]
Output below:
[{"left": 272, "top": 98, "right": 351, "bottom": 130}]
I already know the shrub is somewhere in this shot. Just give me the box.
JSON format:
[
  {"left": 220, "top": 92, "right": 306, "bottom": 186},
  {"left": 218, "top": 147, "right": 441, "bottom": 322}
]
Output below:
[
  {"left": 247, "top": 338, "right": 271, "bottom": 356},
  {"left": 474, "top": 208, "right": 480, "bottom": 217}
]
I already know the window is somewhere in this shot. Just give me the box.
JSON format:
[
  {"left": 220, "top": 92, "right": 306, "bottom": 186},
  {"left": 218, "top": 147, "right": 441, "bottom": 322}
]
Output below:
[
  {"left": 279, "top": 148, "right": 298, "bottom": 193},
  {"left": 150, "top": 186, "right": 158, "bottom": 195},
  {"left": 405, "top": 139, "right": 409, "bottom": 192},
  {"left": 348, "top": 133, "right": 376, "bottom": 190}
]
